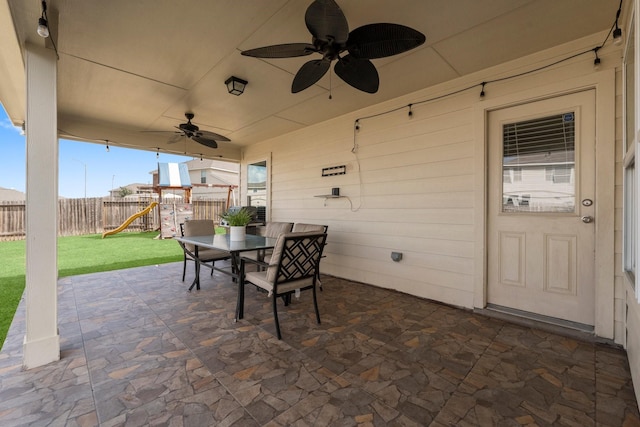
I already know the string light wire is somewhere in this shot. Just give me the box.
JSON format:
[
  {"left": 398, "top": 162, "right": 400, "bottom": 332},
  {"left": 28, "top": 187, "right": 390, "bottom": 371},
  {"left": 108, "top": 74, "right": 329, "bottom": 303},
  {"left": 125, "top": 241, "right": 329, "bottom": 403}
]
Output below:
[
  {"left": 354, "top": 2, "right": 622, "bottom": 129},
  {"left": 347, "top": 1, "right": 623, "bottom": 213}
]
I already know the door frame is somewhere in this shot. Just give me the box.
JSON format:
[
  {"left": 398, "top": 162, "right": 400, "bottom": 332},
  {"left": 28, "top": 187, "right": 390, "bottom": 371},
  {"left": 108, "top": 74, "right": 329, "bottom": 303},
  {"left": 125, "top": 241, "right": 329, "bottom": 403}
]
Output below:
[
  {"left": 473, "top": 70, "right": 616, "bottom": 339},
  {"left": 242, "top": 153, "right": 272, "bottom": 220}
]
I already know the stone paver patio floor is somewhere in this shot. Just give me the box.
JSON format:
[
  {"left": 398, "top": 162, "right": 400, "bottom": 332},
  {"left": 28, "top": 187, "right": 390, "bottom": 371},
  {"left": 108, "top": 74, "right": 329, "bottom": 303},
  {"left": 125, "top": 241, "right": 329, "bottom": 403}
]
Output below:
[{"left": 0, "top": 262, "right": 638, "bottom": 426}]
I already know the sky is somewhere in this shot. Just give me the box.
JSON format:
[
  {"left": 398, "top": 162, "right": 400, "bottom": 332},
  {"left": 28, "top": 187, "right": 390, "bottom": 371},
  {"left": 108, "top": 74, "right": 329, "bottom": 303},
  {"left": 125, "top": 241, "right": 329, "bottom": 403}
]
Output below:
[{"left": 0, "top": 105, "right": 196, "bottom": 198}]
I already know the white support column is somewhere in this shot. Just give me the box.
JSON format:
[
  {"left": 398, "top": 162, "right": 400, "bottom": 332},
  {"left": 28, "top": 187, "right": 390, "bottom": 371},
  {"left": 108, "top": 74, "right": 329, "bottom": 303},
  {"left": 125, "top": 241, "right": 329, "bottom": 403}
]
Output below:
[{"left": 23, "top": 43, "right": 60, "bottom": 369}]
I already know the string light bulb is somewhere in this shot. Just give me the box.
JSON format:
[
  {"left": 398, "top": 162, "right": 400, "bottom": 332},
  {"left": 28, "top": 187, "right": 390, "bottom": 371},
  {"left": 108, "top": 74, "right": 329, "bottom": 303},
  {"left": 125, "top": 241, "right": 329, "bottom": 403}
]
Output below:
[
  {"left": 613, "top": 26, "right": 623, "bottom": 45},
  {"left": 613, "top": 0, "right": 623, "bottom": 46},
  {"left": 105, "top": 142, "right": 109, "bottom": 152},
  {"left": 37, "top": 17, "right": 49, "bottom": 38},
  {"left": 408, "top": 104, "right": 413, "bottom": 118},
  {"left": 480, "top": 82, "right": 486, "bottom": 98},
  {"left": 37, "top": 1, "right": 49, "bottom": 38},
  {"left": 355, "top": 120, "right": 360, "bottom": 131},
  {"left": 35, "top": 0, "right": 59, "bottom": 59},
  {"left": 593, "top": 47, "right": 601, "bottom": 69},
  {"left": 156, "top": 148, "right": 160, "bottom": 159}
]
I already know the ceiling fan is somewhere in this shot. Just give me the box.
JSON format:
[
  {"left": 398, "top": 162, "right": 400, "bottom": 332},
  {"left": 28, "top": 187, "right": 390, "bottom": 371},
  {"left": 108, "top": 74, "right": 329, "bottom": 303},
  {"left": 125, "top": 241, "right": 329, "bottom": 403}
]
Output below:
[
  {"left": 144, "top": 113, "right": 230, "bottom": 149},
  {"left": 241, "top": 0, "right": 426, "bottom": 94}
]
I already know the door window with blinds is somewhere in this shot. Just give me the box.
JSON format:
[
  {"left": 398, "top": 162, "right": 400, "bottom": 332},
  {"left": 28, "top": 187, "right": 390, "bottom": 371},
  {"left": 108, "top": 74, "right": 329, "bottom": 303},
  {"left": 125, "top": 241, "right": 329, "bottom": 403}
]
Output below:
[{"left": 502, "top": 112, "right": 576, "bottom": 213}]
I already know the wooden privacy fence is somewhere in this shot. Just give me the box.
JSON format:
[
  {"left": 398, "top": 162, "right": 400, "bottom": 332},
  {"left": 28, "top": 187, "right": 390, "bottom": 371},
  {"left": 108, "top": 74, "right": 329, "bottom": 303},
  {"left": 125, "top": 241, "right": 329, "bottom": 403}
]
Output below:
[
  {"left": 0, "top": 198, "right": 228, "bottom": 241},
  {"left": 0, "top": 201, "right": 26, "bottom": 240}
]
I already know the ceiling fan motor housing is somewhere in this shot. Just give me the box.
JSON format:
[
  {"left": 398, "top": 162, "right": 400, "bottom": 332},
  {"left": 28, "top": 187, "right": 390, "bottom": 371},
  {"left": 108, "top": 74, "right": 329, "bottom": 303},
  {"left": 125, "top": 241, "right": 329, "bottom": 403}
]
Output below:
[{"left": 180, "top": 113, "right": 199, "bottom": 132}]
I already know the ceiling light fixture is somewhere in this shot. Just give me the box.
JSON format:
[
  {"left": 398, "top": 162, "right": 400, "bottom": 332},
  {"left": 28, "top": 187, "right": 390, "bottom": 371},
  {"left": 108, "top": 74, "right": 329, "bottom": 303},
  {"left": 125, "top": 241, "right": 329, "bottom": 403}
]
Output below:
[
  {"left": 225, "top": 76, "right": 248, "bottom": 96},
  {"left": 37, "top": 0, "right": 49, "bottom": 37}
]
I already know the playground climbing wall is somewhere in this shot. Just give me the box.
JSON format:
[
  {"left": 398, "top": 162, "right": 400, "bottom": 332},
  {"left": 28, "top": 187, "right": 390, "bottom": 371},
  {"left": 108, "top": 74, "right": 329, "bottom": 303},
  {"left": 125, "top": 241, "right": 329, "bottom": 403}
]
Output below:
[{"left": 160, "top": 203, "right": 192, "bottom": 239}]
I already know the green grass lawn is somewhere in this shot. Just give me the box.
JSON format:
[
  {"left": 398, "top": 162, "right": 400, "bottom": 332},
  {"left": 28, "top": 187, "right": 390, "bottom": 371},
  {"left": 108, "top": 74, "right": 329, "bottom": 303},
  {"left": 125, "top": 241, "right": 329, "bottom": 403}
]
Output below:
[{"left": 0, "top": 232, "right": 184, "bottom": 348}]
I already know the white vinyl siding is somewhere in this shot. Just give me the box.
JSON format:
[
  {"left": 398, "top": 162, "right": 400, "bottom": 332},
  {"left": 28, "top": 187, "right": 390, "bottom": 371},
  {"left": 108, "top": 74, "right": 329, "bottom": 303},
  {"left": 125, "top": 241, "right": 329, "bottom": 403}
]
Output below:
[
  {"left": 242, "top": 30, "right": 619, "bottom": 336},
  {"left": 623, "top": 0, "right": 640, "bottom": 404}
]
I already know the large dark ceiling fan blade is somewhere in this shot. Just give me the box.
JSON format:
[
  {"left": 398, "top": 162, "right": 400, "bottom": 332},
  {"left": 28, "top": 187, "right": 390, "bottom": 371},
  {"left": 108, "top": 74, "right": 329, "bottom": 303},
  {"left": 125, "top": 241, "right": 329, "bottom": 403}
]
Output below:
[
  {"left": 292, "top": 59, "right": 331, "bottom": 93},
  {"left": 334, "top": 55, "right": 379, "bottom": 93},
  {"left": 241, "top": 43, "right": 316, "bottom": 58},
  {"left": 347, "top": 23, "right": 426, "bottom": 59},
  {"left": 305, "top": 0, "right": 349, "bottom": 43},
  {"left": 167, "top": 133, "right": 183, "bottom": 144},
  {"left": 192, "top": 137, "right": 218, "bottom": 149},
  {"left": 140, "top": 130, "right": 184, "bottom": 144},
  {"left": 197, "top": 130, "right": 230, "bottom": 142}
]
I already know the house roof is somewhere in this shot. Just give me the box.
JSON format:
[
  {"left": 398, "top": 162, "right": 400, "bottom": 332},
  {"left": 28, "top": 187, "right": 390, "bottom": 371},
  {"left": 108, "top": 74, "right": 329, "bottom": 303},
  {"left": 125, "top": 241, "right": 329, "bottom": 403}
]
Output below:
[
  {"left": 0, "top": 1, "right": 619, "bottom": 160},
  {"left": 0, "top": 186, "right": 25, "bottom": 201}
]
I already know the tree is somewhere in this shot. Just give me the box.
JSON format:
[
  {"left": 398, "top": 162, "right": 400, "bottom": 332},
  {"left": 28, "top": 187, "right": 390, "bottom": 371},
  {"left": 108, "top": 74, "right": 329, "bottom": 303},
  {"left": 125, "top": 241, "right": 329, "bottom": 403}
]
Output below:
[{"left": 117, "top": 186, "right": 133, "bottom": 198}]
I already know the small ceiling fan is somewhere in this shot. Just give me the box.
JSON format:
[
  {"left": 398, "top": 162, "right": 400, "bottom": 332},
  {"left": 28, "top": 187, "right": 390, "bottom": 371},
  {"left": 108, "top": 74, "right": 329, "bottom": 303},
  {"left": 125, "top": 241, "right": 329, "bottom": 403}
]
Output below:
[
  {"left": 144, "top": 113, "right": 230, "bottom": 149},
  {"left": 241, "top": 0, "right": 426, "bottom": 94}
]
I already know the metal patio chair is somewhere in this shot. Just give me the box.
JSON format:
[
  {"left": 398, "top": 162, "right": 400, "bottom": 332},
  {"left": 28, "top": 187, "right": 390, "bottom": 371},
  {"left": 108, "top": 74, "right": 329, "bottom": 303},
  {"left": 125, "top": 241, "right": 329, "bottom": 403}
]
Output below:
[{"left": 238, "top": 231, "right": 327, "bottom": 339}]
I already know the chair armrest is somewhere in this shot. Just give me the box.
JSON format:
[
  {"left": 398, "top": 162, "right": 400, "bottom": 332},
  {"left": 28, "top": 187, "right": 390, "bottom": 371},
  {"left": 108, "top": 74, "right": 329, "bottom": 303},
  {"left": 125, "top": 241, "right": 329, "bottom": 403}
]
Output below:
[
  {"left": 240, "top": 256, "right": 270, "bottom": 269},
  {"left": 177, "top": 240, "right": 194, "bottom": 258}
]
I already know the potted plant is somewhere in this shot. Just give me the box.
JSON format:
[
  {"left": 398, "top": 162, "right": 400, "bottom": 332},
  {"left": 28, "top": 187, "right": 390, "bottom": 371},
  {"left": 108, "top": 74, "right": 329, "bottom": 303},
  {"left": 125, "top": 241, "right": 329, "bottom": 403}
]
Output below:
[{"left": 220, "top": 207, "right": 253, "bottom": 241}]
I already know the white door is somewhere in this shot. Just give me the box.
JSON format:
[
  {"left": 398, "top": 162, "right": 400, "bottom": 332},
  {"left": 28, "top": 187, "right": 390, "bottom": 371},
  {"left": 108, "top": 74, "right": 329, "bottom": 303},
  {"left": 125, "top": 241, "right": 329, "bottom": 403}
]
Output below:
[{"left": 487, "top": 90, "right": 596, "bottom": 326}]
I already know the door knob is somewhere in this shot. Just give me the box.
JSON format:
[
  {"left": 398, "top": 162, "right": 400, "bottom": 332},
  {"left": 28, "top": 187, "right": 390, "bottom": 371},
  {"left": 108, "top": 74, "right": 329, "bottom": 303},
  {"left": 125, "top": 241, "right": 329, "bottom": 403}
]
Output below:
[{"left": 581, "top": 215, "right": 594, "bottom": 223}]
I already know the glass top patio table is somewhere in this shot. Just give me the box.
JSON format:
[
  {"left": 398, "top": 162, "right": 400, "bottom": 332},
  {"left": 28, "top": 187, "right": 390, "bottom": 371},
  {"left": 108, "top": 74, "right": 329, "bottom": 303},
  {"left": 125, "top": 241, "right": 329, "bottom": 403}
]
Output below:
[
  {"left": 176, "top": 233, "right": 279, "bottom": 253},
  {"left": 174, "top": 233, "right": 278, "bottom": 291},
  {"left": 174, "top": 233, "right": 279, "bottom": 321}
]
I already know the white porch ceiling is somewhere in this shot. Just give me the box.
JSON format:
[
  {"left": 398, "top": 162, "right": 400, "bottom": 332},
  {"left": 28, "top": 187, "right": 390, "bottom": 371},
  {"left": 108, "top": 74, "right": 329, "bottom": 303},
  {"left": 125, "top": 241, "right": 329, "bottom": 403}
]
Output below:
[{"left": 0, "top": 0, "right": 618, "bottom": 160}]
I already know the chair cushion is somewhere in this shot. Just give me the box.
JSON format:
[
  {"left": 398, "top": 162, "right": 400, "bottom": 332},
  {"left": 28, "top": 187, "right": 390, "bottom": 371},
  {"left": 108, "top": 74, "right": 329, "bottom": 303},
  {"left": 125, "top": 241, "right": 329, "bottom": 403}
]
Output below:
[
  {"left": 292, "top": 223, "right": 326, "bottom": 232},
  {"left": 197, "top": 248, "right": 230, "bottom": 262},
  {"left": 183, "top": 220, "right": 215, "bottom": 252},
  {"left": 184, "top": 219, "right": 214, "bottom": 235},
  {"left": 261, "top": 222, "right": 293, "bottom": 238},
  {"left": 245, "top": 270, "right": 314, "bottom": 296},
  {"left": 265, "top": 233, "right": 288, "bottom": 283},
  {"left": 259, "top": 227, "right": 325, "bottom": 264}
]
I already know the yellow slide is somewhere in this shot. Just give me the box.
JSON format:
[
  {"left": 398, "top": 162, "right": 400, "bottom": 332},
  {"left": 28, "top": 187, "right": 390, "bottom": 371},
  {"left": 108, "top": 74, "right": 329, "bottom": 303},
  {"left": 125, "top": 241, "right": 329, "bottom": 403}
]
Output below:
[{"left": 102, "top": 202, "right": 158, "bottom": 238}]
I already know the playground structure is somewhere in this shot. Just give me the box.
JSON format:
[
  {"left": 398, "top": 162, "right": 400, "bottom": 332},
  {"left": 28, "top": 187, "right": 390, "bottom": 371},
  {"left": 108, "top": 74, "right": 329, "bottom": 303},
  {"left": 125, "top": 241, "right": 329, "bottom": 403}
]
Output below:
[
  {"left": 101, "top": 201, "right": 158, "bottom": 238},
  {"left": 101, "top": 162, "right": 238, "bottom": 238}
]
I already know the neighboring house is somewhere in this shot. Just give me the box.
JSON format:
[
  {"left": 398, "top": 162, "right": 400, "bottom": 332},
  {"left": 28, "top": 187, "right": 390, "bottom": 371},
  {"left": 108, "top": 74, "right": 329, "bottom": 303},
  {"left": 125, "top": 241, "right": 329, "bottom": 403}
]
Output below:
[
  {"left": 105, "top": 183, "right": 154, "bottom": 200},
  {"left": 108, "top": 160, "right": 238, "bottom": 202},
  {"left": 183, "top": 158, "right": 239, "bottom": 201},
  {"left": 0, "top": 187, "right": 25, "bottom": 201},
  {"left": 247, "top": 180, "right": 266, "bottom": 207}
]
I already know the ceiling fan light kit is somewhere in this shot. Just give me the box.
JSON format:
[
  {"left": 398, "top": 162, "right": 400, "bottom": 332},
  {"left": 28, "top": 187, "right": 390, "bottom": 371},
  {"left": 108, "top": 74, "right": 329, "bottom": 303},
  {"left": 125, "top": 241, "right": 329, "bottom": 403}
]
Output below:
[{"left": 241, "top": 0, "right": 425, "bottom": 94}]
